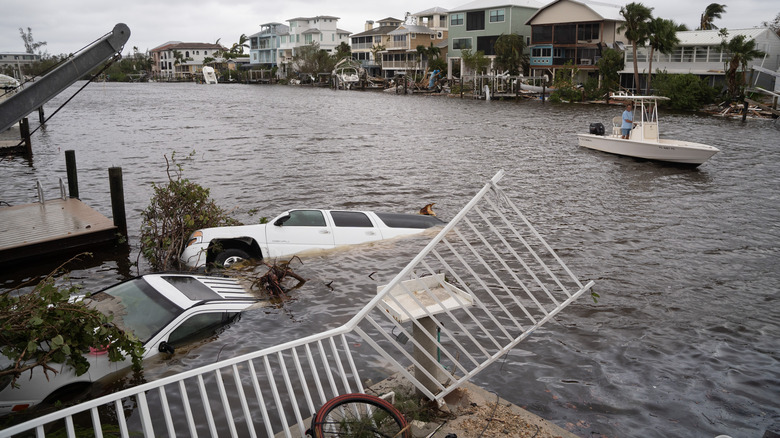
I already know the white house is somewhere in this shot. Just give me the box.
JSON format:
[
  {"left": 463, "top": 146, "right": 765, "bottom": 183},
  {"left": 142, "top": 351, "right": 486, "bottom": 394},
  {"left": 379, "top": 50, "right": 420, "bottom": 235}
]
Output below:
[
  {"left": 275, "top": 16, "right": 351, "bottom": 77},
  {"left": 150, "top": 42, "right": 225, "bottom": 79},
  {"left": 622, "top": 27, "right": 780, "bottom": 92}
]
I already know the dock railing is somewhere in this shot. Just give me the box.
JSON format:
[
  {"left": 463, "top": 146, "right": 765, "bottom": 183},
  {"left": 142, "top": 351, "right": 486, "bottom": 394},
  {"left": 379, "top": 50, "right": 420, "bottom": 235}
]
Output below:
[{"left": 1, "top": 169, "right": 594, "bottom": 438}]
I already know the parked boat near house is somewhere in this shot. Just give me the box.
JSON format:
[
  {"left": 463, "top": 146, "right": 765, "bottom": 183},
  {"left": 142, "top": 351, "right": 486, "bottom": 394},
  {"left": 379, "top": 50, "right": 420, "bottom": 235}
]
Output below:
[{"left": 577, "top": 94, "right": 720, "bottom": 166}]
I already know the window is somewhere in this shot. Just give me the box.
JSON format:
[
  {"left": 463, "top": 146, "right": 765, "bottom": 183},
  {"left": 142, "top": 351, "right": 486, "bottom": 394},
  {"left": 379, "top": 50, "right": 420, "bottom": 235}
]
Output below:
[
  {"left": 453, "top": 38, "right": 472, "bottom": 50},
  {"left": 466, "top": 11, "right": 485, "bottom": 31},
  {"left": 694, "top": 46, "right": 707, "bottom": 62},
  {"left": 305, "top": 34, "right": 313, "bottom": 44},
  {"left": 532, "top": 47, "right": 552, "bottom": 57},
  {"left": 331, "top": 212, "right": 374, "bottom": 227},
  {"left": 489, "top": 9, "right": 505, "bottom": 23},
  {"left": 167, "top": 312, "right": 239, "bottom": 348},
  {"left": 282, "top": 210, "right": 326, "bottom": 227},
  {"left": 532, "top": 25, "right": 553, "bottom": 43},
  {"left": 450, "top": 13, "right": 464, "bottom": 26},
  {"left": 554, "top": 24, "right": 576, "bottom": 44},
  {"left": 477, "top": 35, "right": 499, "bottom": 56},
  {"left": 577, "top": 23, "right": 599, "bottom": 41}
]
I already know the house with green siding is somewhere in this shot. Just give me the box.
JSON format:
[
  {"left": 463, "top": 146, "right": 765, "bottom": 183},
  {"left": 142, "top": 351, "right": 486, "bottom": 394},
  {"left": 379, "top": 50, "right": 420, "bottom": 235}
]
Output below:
[{"left": 446, "top": 0, "right": 543, "bottom": 77}]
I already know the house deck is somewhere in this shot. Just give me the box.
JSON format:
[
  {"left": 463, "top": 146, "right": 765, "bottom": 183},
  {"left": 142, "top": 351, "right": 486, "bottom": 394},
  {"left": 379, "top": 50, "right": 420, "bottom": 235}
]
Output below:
[{"left": 0, "top": 198, "right": 117, "bottom": 266}]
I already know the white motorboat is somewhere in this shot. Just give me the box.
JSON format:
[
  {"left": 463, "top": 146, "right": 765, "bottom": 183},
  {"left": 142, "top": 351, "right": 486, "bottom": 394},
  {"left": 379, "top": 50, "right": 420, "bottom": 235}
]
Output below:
[
  {"left": 202, "top": 66, "right": 218, "bottom": 84},
  {"left": 577, "top": 95, "right": 720, "bottom": 166},
  {"left": 0, "top": 74, "right": 20, "bottom": 102}
]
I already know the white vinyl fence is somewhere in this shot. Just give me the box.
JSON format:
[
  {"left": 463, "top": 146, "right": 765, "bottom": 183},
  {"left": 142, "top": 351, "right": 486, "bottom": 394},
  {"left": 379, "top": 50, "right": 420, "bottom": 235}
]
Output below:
[{"left": 1, "top": 169, "right": 594, "bottom": 438}]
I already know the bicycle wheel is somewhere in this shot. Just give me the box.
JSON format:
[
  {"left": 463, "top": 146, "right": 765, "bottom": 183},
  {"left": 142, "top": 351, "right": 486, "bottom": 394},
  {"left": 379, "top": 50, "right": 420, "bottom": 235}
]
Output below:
[{"left": 310, "top": 393, "right": 411, "bottom": 438}]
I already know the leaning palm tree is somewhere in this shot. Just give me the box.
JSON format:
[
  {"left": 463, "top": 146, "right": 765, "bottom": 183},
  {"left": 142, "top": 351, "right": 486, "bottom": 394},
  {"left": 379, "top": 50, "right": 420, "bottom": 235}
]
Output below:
[
  {"left": 699, "top": 3, "right": 726, "bottom": 30},
  {"left": 618, "top": 2, "right": 654, "bottom": 93},
  {"left": 721, "top": 34, "right": 766, "bottom": 100},
  {"left": 645, "top": 18, "right": 680, "bottom": 93}
]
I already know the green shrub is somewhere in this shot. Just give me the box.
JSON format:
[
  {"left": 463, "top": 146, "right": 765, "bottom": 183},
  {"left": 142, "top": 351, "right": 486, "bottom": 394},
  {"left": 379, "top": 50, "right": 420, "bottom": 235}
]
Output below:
[
  {"left": 652, "top": 72, "right": 717, "bottom": 110},
  {"left": 140, "top": 152, "right": 241, "bottom": 271}
]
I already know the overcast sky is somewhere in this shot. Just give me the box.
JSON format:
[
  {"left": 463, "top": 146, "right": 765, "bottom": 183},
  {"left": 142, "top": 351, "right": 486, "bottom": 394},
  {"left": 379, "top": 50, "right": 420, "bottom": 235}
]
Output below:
[{"left": 1, "top": 0, "right": 776, "bottom": 56}]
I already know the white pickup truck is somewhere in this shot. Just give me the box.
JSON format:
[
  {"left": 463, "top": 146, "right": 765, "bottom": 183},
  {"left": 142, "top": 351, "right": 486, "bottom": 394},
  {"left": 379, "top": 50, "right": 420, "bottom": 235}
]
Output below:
[{"left": 180, "top": 209, "right": 444, "bottom": 269}]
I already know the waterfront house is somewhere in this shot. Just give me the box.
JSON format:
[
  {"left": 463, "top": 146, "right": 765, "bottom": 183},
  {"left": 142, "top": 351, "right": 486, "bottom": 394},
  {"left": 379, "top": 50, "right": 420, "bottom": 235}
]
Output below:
[
  {"left": 446, "top": 0, "right": 542, "bottom": 78},
  {"left": 621, "top": 27, "right": 780, "bottom": 92},
  {"left": 276, "top": 16, "right": 351, "bottom": 78},
  {"left": 0, "top": 52, "right": 41, "bottom": 78},
  {"left": 350, "top": 18, "right": 404, "bottom": 77},
  {"left": 249, "top": 22, "right": 289, "bottom": 71},
  {"left": 380, "top": 8, "right": 449, "bottom": 78},
  {"left": 525, "top": 0, "right": 625, "bottom": 84},
  {"left": 150, "top": 42, "right": 225, "bottom": 80}
]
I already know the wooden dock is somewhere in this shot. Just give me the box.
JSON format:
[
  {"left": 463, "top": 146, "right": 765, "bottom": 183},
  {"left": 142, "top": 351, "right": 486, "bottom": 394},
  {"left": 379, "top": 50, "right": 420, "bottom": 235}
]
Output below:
[{"left": 0, "top": 198, "right": 117, "bottom": 266}]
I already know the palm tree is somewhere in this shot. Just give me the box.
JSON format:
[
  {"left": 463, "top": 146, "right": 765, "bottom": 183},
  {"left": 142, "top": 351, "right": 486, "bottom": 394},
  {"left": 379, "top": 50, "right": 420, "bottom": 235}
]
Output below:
[
  {"left": 370, "top": 44, "right": 385, "bottom": 69},
  {"left": 645, "top": 18, "right": 679, "bottom": 93},
  {"left": 493, "top": 33, "right": 526, "bottom": 75},
  {"left": 699, "top": 3, "right": 726, "bottom": 30},
  {"left": 618, "top": 2, "right": 654, "bottom": 93},
  {"left": 721, "top": 34, "right": 766, "bottom": 99}
]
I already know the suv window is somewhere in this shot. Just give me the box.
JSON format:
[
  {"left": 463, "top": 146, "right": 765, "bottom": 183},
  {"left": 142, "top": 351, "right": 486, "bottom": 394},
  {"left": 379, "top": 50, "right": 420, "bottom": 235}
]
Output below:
[
  {"left": 375, "top": 213, "right": 443, "bottom": 229},
  {"left": 331, "top": 211, "right": 374, "bottom": 228},
  {"left": 168, "top": 312, "right": 239, "bottom": 348},
  {"left": 284, "top": 210, "right": 327, "bottom": 226}
]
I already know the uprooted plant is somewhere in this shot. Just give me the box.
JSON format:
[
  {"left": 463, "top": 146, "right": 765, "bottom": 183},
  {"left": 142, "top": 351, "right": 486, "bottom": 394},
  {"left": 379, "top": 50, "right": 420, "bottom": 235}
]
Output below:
[
  {"left": 0, "top": 254, "right": 143, "bottom": 388},
  {"left": 140, "top": 151, "right": 241, "bottom": 271}
]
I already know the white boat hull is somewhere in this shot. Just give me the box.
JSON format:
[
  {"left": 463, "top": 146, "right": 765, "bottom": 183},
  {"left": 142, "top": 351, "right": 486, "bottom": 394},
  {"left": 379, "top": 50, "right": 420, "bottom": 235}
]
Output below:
[{"left": 577, "top": 133, "right": 719, "bottom": 166}]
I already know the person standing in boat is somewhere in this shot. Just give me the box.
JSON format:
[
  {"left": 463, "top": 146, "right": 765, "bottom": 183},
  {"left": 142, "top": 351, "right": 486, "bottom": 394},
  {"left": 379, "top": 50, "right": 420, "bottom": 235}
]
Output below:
[{"left": 621, "top": 103, "right": 634, "bottom": 139}]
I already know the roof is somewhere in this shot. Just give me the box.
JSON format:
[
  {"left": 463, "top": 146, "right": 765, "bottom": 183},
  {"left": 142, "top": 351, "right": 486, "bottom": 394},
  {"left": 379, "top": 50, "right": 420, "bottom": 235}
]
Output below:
[
  {"left": 675, "top": 27, "right": 771, "bottom": 46},
  {"left": 350, "top": 25, "right": 403, "bottom": 38},
  {"left": 389, "top": 25, "right": 436, "bottom": 35},
  {"left": 525, "top": 0, "right": 622, "bottom": 24},
  {"left": 413, "top": 6, "right": 449, "bottom": 15},
  {"left": 287, "top": 15, "right": 340, "bottom": 22},
  {"left": 449, "top": 0, "right": 544, "bottom": 13},
  {"left": 151, "top": 42, "right": 224, "bottom": 52},
  {"left": 377, "top": 17, "right": 403, "bottom": 23}
]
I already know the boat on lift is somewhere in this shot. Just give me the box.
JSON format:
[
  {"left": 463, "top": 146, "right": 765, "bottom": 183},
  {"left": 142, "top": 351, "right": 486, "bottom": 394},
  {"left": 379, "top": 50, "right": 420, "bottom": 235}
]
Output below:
[
  {"left": 202, "top": 66, "right": 218, "bottom": 84},
  {"left": 578, "top": 94, "right": 720, "bottom": 166}
]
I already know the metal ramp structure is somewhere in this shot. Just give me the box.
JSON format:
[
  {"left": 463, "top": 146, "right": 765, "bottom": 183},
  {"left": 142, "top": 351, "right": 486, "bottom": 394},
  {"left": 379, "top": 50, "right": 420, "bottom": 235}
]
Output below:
[{"left": 1, "top": 170, "right": 594, "bottom": 438}]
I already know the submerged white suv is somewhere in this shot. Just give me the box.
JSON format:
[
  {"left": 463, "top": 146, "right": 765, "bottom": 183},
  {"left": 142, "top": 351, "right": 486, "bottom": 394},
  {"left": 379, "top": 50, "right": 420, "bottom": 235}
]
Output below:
[
  {"left": 180, "top": 209, "right": 444, "bottom": 269},
  {"left": 0, "top": 274, "right": 261, "bottom": 416}
]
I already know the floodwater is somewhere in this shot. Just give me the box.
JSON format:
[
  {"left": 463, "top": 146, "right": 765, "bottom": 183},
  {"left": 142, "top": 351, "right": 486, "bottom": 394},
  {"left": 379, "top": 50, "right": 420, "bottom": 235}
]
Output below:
[{"left": 1, "top": 82, "right": 779, "bottom": 437}]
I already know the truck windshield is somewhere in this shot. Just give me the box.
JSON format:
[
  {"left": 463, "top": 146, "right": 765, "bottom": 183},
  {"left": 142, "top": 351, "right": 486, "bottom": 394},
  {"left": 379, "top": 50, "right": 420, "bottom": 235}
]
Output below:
[{"left": 87, "top": 278, "right": 183, "bottom": 343}]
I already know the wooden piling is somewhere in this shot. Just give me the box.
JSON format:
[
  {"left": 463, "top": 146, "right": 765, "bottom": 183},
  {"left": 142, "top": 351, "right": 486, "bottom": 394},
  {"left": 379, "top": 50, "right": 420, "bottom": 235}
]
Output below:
[
  {"left": 65, "top": 150, "right": 79, "bottom": 199},
  {"left": 38, "top": 107, "right": 45, "bottom": 124},
  {"left": 108, "top": 167, "right": 127, "bottom": 239},
  {"left": 20, "top": 117, "right": 32, "bottom": 156}
]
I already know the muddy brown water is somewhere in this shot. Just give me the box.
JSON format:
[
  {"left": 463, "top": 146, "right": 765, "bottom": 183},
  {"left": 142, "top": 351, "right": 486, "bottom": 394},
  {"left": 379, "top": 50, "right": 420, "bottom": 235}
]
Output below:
[{"left": 1, "top": 82, "right": 779, "bottom": 437}]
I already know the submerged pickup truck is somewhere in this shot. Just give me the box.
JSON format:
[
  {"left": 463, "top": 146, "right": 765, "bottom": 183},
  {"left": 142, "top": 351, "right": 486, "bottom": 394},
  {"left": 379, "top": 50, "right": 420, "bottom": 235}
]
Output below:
[{"left": 180, "top": 209, "right": 444, "bottom": 269}]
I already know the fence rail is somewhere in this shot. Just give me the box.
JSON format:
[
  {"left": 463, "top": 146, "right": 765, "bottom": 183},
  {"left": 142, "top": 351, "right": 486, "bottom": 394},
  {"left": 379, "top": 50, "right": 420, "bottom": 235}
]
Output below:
[{"left": 1, "top": 169, "right": 594, "bottom": 437}]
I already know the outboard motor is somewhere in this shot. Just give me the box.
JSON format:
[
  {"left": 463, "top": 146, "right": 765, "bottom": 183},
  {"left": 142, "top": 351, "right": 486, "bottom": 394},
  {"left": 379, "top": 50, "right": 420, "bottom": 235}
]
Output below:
[{"left": 589, "top": 122, "right": 605, "bottom": 136}]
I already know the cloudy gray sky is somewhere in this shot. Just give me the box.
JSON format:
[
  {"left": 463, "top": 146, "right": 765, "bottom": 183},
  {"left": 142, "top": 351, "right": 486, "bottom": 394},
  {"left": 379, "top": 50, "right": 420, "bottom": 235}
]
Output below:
[{"left": 1, "top": 0, "right": 776, "bottom": 56}]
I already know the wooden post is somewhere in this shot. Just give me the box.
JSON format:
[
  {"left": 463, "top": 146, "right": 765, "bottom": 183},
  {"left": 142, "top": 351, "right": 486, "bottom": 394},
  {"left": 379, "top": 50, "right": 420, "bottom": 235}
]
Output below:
[
  {"left": 19, "top": 117, "right": 32, "bottom": 156},
  {"left": 108, "top": 167, "right": 127, "bottom": 239},
  {"left": 413, "top": 316, "right": 444, "bottom": 397},
  {"left": 65, "top": 150, "right": 79, "bottom": 199},
  {"left": 38, "top": 107, "right": 45, "bottom": 124},
  {"left": 742, "top": 95, "right": 748, "bottom": 122},
  {"left": 460, "top": 77, "right": 463, "bottom": 99}
]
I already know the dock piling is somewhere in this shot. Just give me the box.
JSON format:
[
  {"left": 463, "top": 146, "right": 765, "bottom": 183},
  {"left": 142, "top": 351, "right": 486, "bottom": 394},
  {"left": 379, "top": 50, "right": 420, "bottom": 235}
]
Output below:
[
  {"left": 65, "top": 150, "right": 79, "bottom": 199},
  {"left": 108, "top": 167, "right": 127, "bottom": 239},
  {"left": 20, "top": 117, "right": 32, "bottom": 156}
]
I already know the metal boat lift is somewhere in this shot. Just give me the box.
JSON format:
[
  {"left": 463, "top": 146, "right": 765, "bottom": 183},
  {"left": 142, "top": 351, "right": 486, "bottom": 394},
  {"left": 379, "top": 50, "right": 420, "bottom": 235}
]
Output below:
[{"left": 0, "top": 23, "right": 130, "bottom": 134}]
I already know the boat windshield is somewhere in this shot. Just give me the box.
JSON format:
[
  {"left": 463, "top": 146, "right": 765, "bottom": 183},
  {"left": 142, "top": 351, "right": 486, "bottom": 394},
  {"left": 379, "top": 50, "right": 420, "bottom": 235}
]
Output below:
[{"left": 86, "top": 278, "right": 183, "bottom": 343}]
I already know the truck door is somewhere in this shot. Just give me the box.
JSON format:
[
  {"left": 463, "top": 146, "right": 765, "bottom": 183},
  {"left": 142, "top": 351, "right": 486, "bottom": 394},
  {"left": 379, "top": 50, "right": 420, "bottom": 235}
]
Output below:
[
  {"left": 264, "top": 210, "right": 335, "bottom": 258},
  {"left": 329, "top": 211, "right": 383, "bottom": 246}
]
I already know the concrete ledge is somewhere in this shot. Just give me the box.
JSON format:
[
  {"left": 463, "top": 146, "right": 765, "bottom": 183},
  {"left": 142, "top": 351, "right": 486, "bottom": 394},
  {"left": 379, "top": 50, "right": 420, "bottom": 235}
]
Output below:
[{"left": 366, "top": 374, "right": 579, "bottom": 438}]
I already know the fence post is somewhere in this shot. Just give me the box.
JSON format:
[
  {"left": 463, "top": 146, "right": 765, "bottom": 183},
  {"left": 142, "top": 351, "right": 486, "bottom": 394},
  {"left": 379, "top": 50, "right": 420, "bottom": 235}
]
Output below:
[
  {"left": 109, "top": 167, "right": 127, "bottom": 239},
  {"left": 65, "top": 150, "right": 79, "bottom": 199}
]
